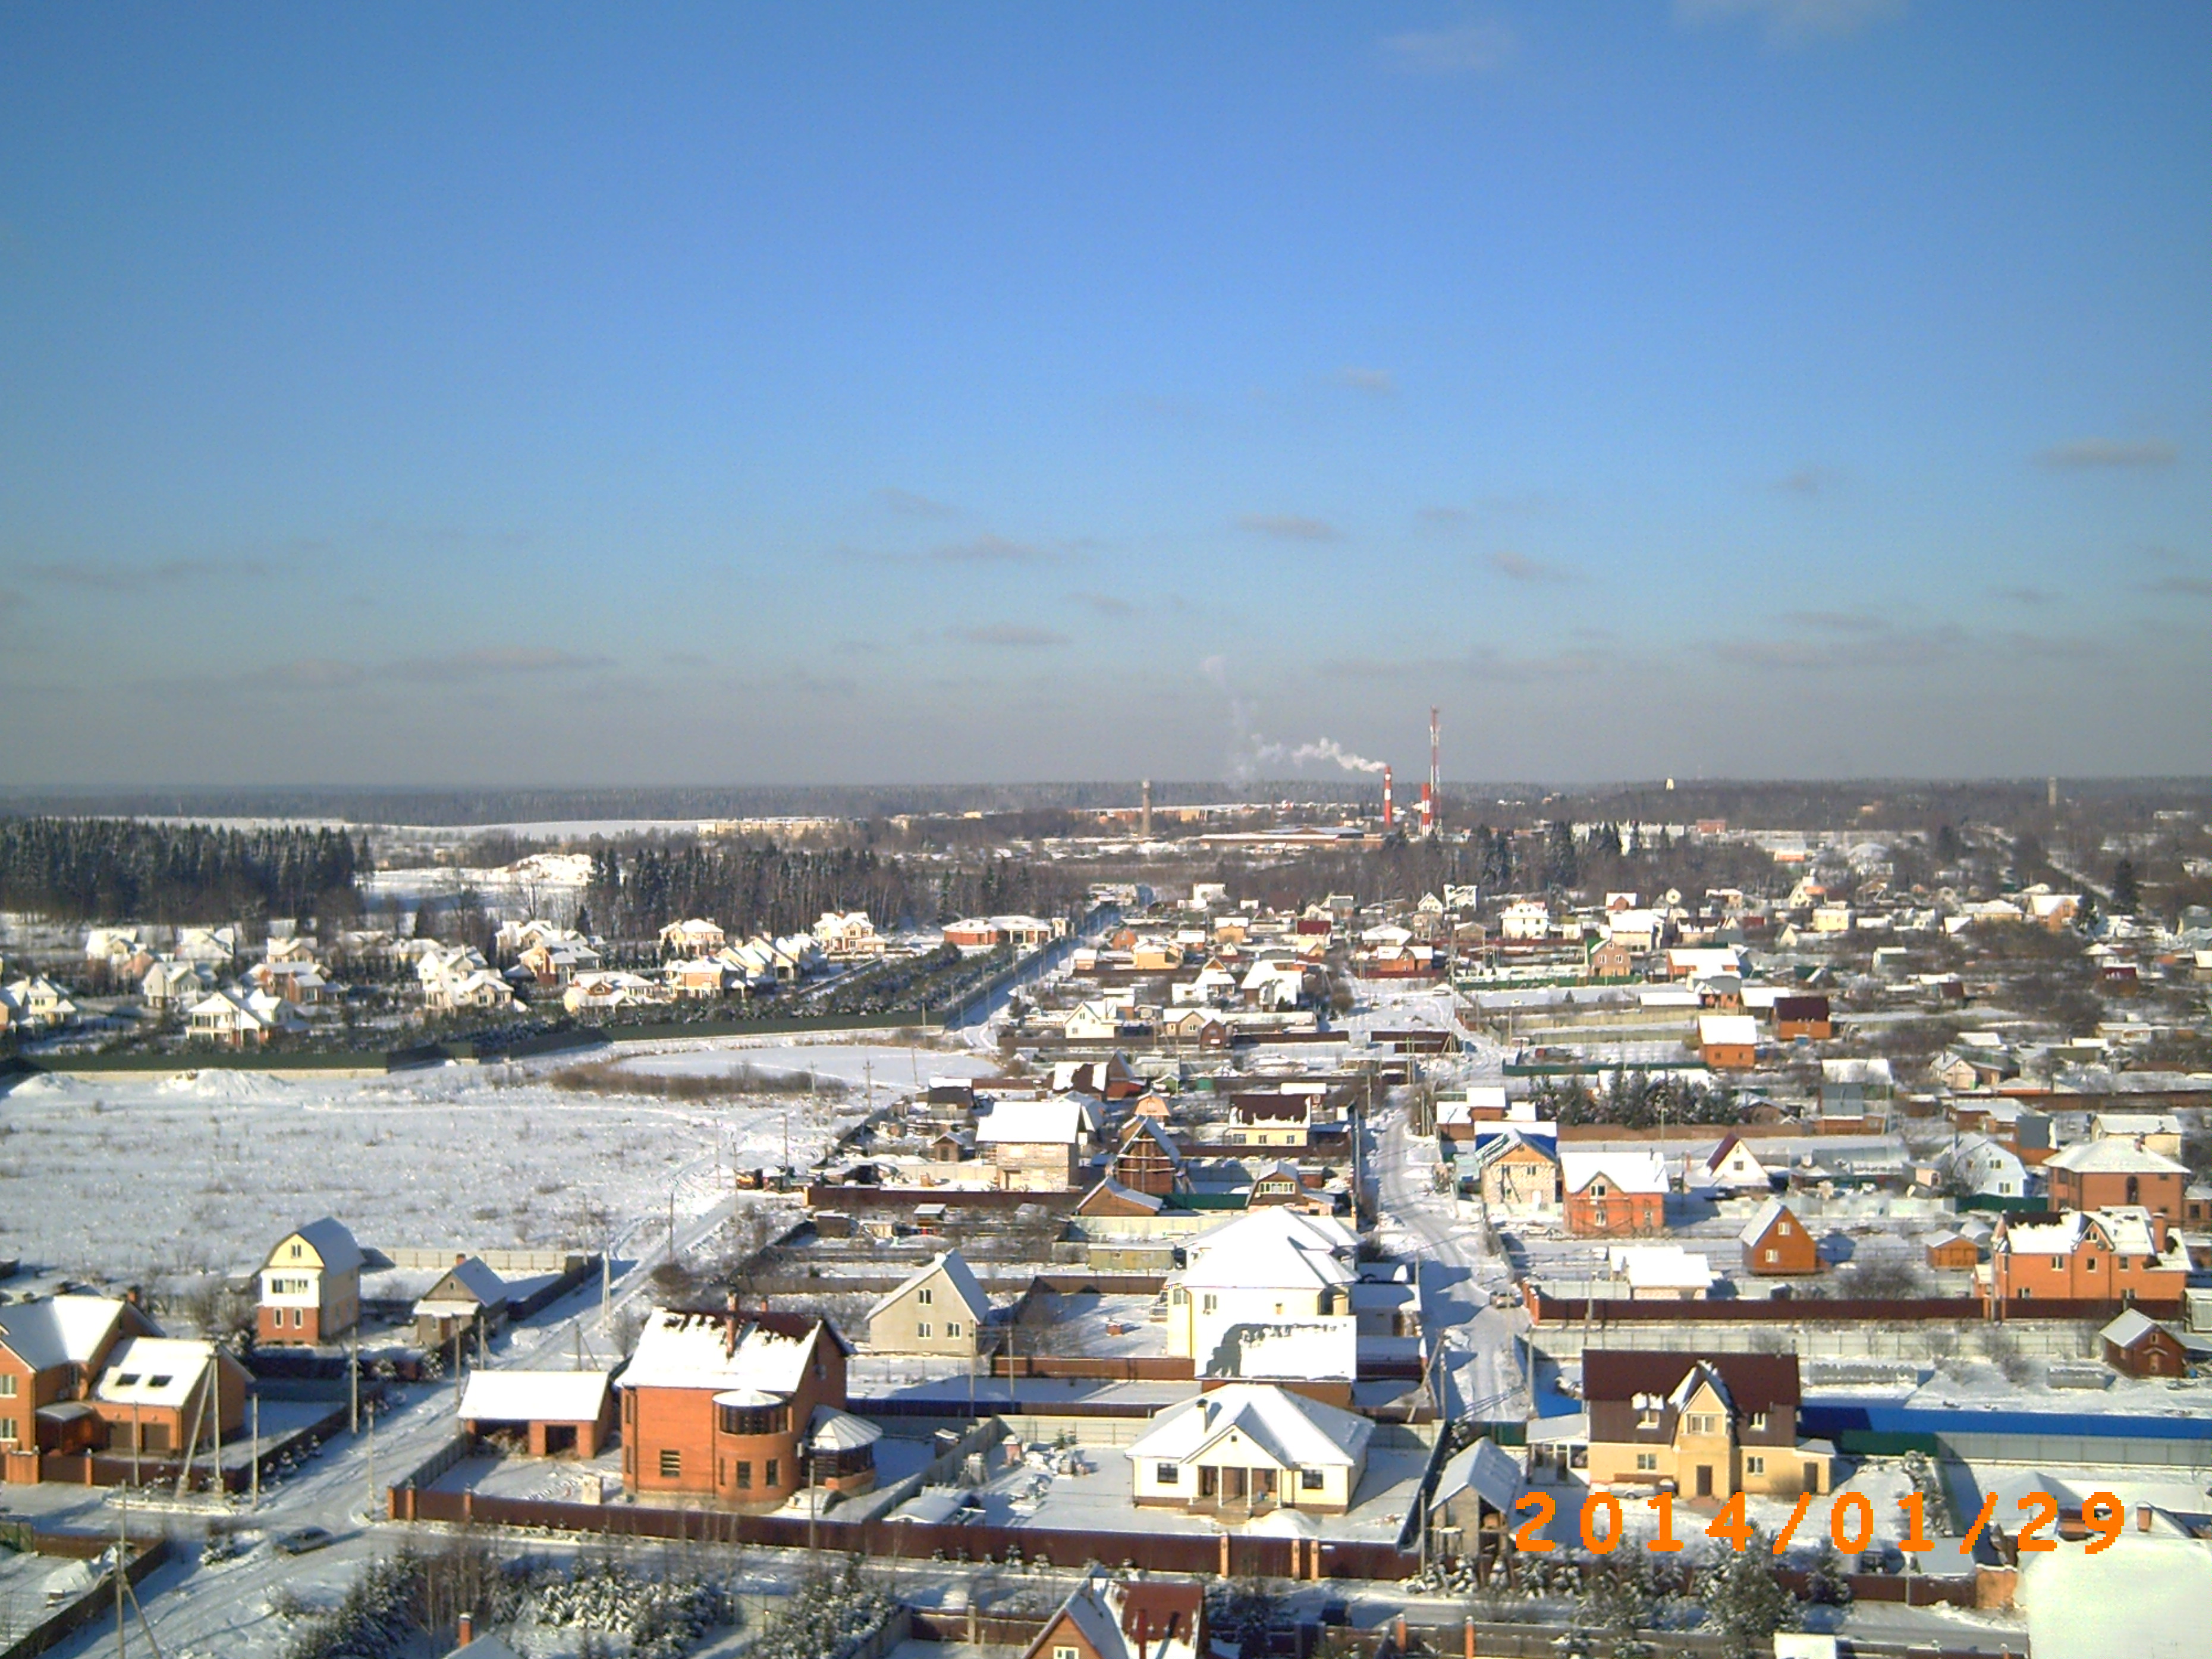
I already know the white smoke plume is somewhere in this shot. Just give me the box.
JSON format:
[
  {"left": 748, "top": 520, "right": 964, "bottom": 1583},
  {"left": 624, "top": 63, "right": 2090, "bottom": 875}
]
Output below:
[{"left": 1255, "top": 736, "right": 1388, "bottom": 775}]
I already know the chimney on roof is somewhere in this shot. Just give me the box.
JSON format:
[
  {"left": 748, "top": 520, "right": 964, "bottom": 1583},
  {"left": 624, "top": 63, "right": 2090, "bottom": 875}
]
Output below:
[
  {"left": 457, "top": 1611, "right": 475, "bottom": 1645},
  {"left": 725, "top": 1292, "right": 740, "bottom": 1358},
  {"left": 455, "top": 1253, "right": 467, "bottom": 1265}
]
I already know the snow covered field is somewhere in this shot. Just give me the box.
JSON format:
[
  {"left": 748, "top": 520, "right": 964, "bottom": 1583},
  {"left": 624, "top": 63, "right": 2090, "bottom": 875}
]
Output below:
[{"left": 0, "top": 1037, "right": 986, "bottom": 1289}]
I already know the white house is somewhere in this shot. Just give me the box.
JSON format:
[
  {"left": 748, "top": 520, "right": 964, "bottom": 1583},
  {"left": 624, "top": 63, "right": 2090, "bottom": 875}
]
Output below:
[
  {"left": 1126, "top": 1382, "right": 1372, "bottom": 1514},
  {"left": 1691, "top": 1135, "right": 1773, "bottom": 1196},
  {"left": 865, "top": 1250, "right": 991, "bottom": 1357},
  {"left": 1164, "top": 1208, "right": 1358, "bottom": 1364}
]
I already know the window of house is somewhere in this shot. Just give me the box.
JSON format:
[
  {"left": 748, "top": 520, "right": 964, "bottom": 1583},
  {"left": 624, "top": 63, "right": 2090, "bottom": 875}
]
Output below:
[
  {"left": 1156, "top": 1463, "right": 1180, "bottom": 1484},
  {"left": 290, "top": 1243, "right": 303, "bottom": 1258},
  {"left": 659, "top": 1449, "right": 682, "bottom": 1478},
  {"left": 1763, "top": 1249, "right": 1779, "bottom": 1264},
  {"left": 1748, "top": 1412, "right": 1767, "bottom": 1431},
  {"left": 1055, "top": 1647, "right": 1080, "bottom": 1659},
  {"left": 735, "top": 1461, "right": 752, "bottom": 1489},
  {"left": 1202, "top": 1294, "right": 1217, "bottom": 1314},
  {"left": 1746, "top": 1455, "right": 1766, "bottom": 1475},
  {"left": 915, "top": 1322, "right": 931, "bottom": 1338},
  {"left": 1301, "top": 1469, "right": 1325, "bottom": 1490},
  {"left": 293, "top": 1308, "right": 304, "bottom": 1327},
  {"left": 1635, "top": 1453, "right": 1657, "bottom": 1471},
  {"left": 946, "top": 1320, "right": 962, "bottom": 1337},
  {"left": 765, "top": 1458, "right": 779, "bottom": 1486},
  {"left": 1, "top": 1376, "right": 18, "bottom": 1397},
  {"left": 1686, "top": 1415, "right": 1718, "bottom": 1436},
  {"left": 2083, "top": 1258, "right": 2097, "bottom": 1271},
  {"left": 917, "top": 1288, "right": 933, "bottom": 1306}
]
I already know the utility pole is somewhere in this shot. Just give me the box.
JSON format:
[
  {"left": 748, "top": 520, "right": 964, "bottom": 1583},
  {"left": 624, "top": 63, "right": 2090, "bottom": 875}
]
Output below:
[
  {"left": 365, "top": 1396, "right": 375, "bottom": 1520},
  {"left": 349, "top": 1328, "right": 359, "bottom": 1434},
  {"left": 115, "top": 1485, "right": 127, "bottom": 1658},
  {"left": 249, "top": 1396, "right": 260, "bottom": 1510}
]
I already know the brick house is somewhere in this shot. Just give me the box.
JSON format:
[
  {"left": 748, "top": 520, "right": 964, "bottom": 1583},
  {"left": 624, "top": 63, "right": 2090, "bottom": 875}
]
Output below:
[
  {"left": 87, "top": 1337, "right": 251, "bottom": 1459},
  {"left": 618, "top": 1308, "right": 872, "bottom": 1506},
  {"left": 257, "top": 1217, "right": 363, "bottom": 1345},
  {"left": 1986, "top": 1208, "right": 2190, "bottom": 1305},
  {"left": 1738, "top": 1199, "right": 1820, "bottom": 1277},
  {"left": 1561, "top": 1151, "right": 1668, "bottom": 1238},
  {"left": 0, "top": 1294, "right": 159, "bottom": 1476},
  {"left": 2041, "top": 1139, "right": 2189, "bottom": 1223},
  {"left": 1583, "top": 1350, "right": 1831, "bottom": 1501}
]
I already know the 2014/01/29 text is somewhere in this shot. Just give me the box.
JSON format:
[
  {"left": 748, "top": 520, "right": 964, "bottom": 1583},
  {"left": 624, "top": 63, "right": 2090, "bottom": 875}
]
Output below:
[{"left": 1508, "top": 1490, "right": 2125, "bottom": 1556}]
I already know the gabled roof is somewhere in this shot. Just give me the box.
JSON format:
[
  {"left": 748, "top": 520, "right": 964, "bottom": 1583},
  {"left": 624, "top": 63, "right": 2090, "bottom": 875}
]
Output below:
[
  {"left": 92, "top": 1337, "right": 231, "bottom": 1409},
  {"left": 265, "top": 1217, "right": 362, "bottom": 1275},
  {"left": 1124, "top": 1382, "right": 1372, "bottom": 1471},
  {"left": 1174, "top": 1207, "right": 1357, "bottom": 1293},
  {"left": 975, "top": 1098, "right": 1088, "bottom": 1146},
  {"left": 1076, "top": 1177, "right": 1162, "bottom": 1215},
  {"left": 2099, "top": 1309, "right": 2164, "bottom": 1349},
  {"left": 416, "top": 1257, "right": 508, "bottom": 1312},
  {"left": 867, "top": 1250, "right": 991, "bottom": 1325},
  {"left": 1021, "top": 1578, "right": 1206, "bottom": 1659},
  {"left": 1433, "top": 1436, "right": 1524, "bottom": 1515},
  {"left": 1737, "top": 1198, "right": 1798, "bottom": 1248},
  {"left": 0, "top": 1296, "right": 136, "bottom": 1374},
  {"left": 1581, "top": 1350, "right": 1800, "bottom": 1417},
  {"left": 1560, "top": 1149, "right": 1669, "bottom": 1196},
  {"left": 459, "top": 1368, "right": 614, "bottom": 1423}
]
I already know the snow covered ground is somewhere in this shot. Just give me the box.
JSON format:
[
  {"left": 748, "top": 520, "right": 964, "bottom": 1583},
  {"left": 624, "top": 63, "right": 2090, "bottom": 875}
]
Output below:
[{"left": 0, "top": 1038, "right": 981, "bottom": 1290}]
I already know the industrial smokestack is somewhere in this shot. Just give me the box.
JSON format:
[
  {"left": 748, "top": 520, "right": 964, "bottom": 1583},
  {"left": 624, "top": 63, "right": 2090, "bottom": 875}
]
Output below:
[
  {"left": 1382, "top": 766, "right": 1394, "bottom": 830},
  {"left": 1427, "top": 706, "right": 1441, "bottom": 837},
  {"left": 1141, "top": 778, "right": 1152, "bottom": 839}
]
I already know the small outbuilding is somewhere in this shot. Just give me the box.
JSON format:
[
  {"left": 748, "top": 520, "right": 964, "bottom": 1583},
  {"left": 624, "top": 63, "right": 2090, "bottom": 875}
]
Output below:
[
  {"left": 2099, "top": 1311, "right": 2200, "bottom": 1380},
  {"left": 1739, "top": 1199, "right": 1820, "bottom": 1277},
  {"left": 458, "top": 1368, "right": 618, "bottom": 1458}
]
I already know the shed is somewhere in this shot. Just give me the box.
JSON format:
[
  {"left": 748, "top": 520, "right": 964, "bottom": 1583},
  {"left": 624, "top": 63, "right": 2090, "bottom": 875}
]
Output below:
[{"left": 458, "top": 1368, "right": 618, "bottom": 1457}]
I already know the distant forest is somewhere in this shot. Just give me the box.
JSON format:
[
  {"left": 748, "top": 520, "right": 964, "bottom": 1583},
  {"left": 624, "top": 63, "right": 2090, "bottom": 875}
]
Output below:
[
  {"left": 0, "top": 819, "right": 371, "bottom": 925},
  {"left": 1, "top": 776, "right": 2204, "bottom": 830},
  {"left": 579, "top": 841, "right": 1086, "bottom": 940}
]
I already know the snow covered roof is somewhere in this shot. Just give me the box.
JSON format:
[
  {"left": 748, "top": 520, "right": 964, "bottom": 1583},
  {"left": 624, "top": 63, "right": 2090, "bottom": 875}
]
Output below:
[
  {"left": 1737, "top": 1198, "right": 1797, "bottom": 1248},
  {"left": 806, "top": 1405, "right": 884, "bottom": 1452},
  {"left": 458, "top": 1369, "right": 614, "bottom": 1424},
  {"left": 866, "top": 1250, "right": 991, "bottom": 1325},
  {"left": 1606, "top": 1245, "right": 1715, "bottom": 1291},
  {"left": 1433, "top": 1436, "right": 1523, "bottom": 1515},
  {"left": 91, "top": 1337, "right": 222, "bottom": 1409},
  {"left": 1125, "top": 1382, "right": 1372, "bottom": 1471},
  {"left": 0, "top": 1295, "right": 134, "bottom": 1374},
  {"left": 974, "top": 1098, "right": 1087, "bottom": 1146},
  {"left": 618, "top": 1309, "right": 839, "bottom": 1394},
  {"left": 1025, "top": 1578, "right": 1206, "bottom": 1659},
  {"left": 1175, "top": 1207, "right": 1356, "bottom": 1293},
  {"left": 1560, "top": 1149, "right": 1669, "bottom": 1196},
  {"left": 415, "top": 1257, "right": 508, "bottom": 1313},
  {"left": 2098, "top": 1309, "right": 2164, "bottom": 1350},
  {"left": 1698, "top": 1013, "right": 1759, "bottom": 1046},
  {"left": 2044, "top": 1138, "right": 2188, "bottom": 1176}
]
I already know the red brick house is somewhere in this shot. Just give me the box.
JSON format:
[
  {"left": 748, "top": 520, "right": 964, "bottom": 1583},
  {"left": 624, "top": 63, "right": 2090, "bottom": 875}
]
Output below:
[
  {"left": 0, "top": 1294, "right": 159, "bottom": 1477},
  {"left": 2041, "top": 1139, "right": 2188, "bottom": 1223},
  {"left": 460, "top": 1369, "right": 618, "bottom": 1457},
  {"left": 1561, "top": 1151, "right": 1668, "bottom": 1238},
  {"left": 618, "top": 1308, "right": 871, "bottom": 1507},
  {"left": 1986, "top": 1208, "right": 2190, "bottom": 1305}
]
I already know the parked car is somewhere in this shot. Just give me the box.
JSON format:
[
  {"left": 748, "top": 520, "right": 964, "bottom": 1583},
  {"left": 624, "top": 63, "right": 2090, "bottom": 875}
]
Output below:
[{"left": 275, "top": 1527, "right": 335, "bottom": 1555}]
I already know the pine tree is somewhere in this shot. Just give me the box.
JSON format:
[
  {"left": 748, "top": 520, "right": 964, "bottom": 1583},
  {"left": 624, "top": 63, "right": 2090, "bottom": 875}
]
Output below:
[
  {"left": 2110, "top": 858, "right": 2139, "bottom": 914},
  {"left": 1703, "top": 1536, "right": 1796, "bottom": 1659}
]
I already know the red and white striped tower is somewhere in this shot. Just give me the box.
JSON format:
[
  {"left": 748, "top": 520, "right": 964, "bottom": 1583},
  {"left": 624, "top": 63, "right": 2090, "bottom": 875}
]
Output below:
[{"left": 1382, "top": 765, "right": 1394, "bottom": 829}]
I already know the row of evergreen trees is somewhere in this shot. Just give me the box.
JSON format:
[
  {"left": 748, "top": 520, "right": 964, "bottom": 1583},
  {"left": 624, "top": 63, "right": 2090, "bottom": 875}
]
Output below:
[
  {"left": 0, "top": 818, "right": 369, "bottom": 925},
  {"left": 580, "top": 841, "right": 1082, "bottom": 941}
]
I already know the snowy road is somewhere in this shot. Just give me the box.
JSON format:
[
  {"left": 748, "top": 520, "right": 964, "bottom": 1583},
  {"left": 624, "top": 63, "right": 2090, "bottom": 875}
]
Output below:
[{"left": 1367, "top": 1095, "right": 1531, "bottom": 1422}]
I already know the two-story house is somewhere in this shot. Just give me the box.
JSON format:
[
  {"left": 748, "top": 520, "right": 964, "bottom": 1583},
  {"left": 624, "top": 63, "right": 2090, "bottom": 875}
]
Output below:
[
  {"left": 257, "top": 1217, "right": 363, "bottom": 1344},
  {"left": 1583, "top": 1350, "right": 1831, "bottom": 1501}
]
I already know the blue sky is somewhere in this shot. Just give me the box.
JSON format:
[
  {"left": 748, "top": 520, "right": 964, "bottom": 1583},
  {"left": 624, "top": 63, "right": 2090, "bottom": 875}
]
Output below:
[{"left": 2, "top": 2, "right": 2207, "bottom": 787}]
